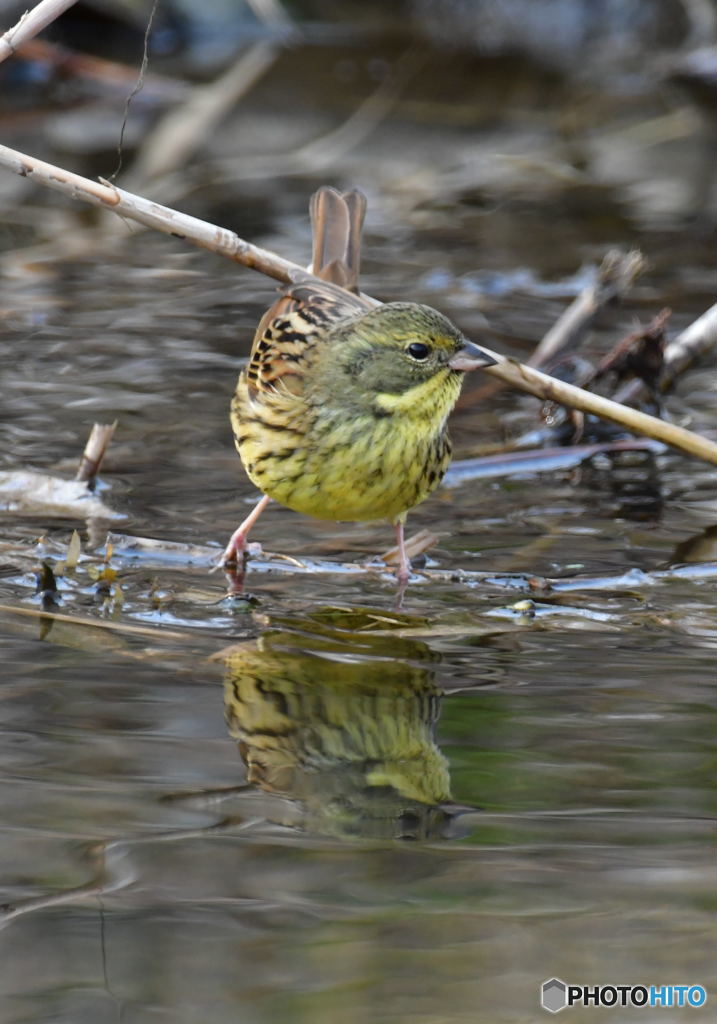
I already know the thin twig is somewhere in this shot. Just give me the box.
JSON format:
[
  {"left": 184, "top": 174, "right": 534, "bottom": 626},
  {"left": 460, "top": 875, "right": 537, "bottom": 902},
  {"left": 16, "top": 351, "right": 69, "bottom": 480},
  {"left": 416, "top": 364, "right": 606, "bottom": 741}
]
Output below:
[
  {"left": 2, "top": 142, "right": 717, "bottom": 465},
  {"left": 458, "top": 248, "right": 647, "bottom": 408},
  {"left": 109, "top": 0, "right": 160, "bottom": 182},
  {"left": 0, "top": 602, "right": 194, "bottom": 640},
  {"left": 0, "top": 0, "right": 78, "bottom": 65},
  {"left": 483, "top": 354, "right": 717, "bottom": 464},
  {"left": 0, "top": 142, "right": 306, "bottom": 281},
  {"left": 443, "top": 438, "right": 663, "bottom": 486},
  {"left": 528, "top": 249, "right": 647, "bottom": 369},
  {"left": 123, "top": 42, "right": 280, "bottom": 188}
]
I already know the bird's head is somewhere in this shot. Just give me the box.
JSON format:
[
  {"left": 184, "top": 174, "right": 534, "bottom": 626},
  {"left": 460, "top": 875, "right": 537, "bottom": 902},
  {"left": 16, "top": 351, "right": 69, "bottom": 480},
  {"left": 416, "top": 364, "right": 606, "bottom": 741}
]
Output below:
[{"left": 323, "top": 302, "right": 496, "bottom": 413}]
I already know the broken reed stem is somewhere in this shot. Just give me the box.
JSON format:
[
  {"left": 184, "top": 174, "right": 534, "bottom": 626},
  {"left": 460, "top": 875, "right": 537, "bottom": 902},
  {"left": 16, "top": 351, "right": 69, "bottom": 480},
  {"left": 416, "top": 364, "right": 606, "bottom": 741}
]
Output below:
[
  {"left": 0, "top": 0, "right": 78, "bottom": 65},
  {"left": 2, "top": 142, "right": 717, "bottom": 465},
  {"left": 76, "top": 421, "right": 117, "bottom": 482}
]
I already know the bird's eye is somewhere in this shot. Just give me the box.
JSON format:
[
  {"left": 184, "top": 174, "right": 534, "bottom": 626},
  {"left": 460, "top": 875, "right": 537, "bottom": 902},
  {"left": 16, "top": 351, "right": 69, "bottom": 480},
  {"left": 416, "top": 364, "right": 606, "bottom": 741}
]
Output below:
[{"left": 406, "top": 342, "right": 431, "bottom": 361}]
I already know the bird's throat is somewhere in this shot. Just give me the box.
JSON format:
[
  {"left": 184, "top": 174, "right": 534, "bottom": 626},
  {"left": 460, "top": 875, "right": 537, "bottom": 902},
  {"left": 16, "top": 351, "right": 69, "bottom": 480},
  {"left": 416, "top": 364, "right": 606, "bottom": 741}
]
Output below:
[{"left": 372, "top": 368, "right": 462, "bottom": 421}]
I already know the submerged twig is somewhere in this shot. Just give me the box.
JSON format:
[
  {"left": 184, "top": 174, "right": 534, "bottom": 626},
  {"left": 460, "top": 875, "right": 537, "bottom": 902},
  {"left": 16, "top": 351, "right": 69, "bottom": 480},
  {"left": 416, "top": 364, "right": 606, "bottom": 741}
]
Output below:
[
  {"left": 0, "top": 601, "right": 194, "bottom": 640},
  {"left": 443, "top": 437, "right": 663, "bottom": 486},
  {"left": 103, "top": 531, "right": 717, "bottom": 595},
  {"left": 2, "top": 143, "right": 717, "bottom": 464}
]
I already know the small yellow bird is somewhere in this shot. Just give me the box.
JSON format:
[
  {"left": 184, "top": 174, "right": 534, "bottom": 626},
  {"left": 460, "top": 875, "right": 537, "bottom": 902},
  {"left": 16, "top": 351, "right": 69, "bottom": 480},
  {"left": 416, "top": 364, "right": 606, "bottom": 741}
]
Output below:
[
  {"left": 222, "top": 631, "right": 451, "bottom": 837},
  {"left": 222, "top": 186, "right": 496, "bottom": 581}
]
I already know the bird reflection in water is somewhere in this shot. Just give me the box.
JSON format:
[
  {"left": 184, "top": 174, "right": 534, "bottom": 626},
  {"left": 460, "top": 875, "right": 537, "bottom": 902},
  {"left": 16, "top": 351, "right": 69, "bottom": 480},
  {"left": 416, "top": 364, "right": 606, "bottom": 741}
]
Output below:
[{"left": 221, "top": 625, "right": 458, "bottom": 841}]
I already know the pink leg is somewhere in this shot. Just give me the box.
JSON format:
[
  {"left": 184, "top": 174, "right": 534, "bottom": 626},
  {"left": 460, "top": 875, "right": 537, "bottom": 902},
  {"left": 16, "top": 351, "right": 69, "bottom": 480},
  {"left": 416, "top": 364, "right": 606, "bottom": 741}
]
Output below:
[
  {"left": 395, "top": 519, "right": 412, "bottom": 583},
  {"left": 221, "top": 494, "right": 270, "bottom": 566}
]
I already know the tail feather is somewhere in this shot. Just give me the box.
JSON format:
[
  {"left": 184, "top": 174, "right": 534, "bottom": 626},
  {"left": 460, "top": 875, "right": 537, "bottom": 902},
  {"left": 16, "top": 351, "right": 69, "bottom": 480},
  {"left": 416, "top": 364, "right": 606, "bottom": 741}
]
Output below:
[{"left": 310, "top": 186, "right": 367, "bottom": 293}]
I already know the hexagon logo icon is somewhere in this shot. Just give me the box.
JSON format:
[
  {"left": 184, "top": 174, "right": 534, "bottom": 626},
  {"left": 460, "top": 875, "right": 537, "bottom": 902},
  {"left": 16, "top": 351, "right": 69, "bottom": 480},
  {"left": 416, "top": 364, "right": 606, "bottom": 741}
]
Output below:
[{"left": 541, "top": 978, "right": 568, "bottom": 1013}]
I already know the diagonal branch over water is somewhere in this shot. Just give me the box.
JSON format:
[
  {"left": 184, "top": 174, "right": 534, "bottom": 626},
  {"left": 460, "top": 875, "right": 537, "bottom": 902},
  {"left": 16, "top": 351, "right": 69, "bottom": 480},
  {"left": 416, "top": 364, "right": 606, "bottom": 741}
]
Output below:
[{"left": 2, "top": 143, "right": 717, "bottom": 465}]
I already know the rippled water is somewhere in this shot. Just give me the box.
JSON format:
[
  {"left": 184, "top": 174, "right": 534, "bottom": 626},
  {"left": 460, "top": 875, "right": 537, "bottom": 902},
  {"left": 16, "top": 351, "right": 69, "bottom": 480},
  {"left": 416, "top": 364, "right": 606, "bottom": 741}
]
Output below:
[{"left": 3, "top": 37, "right": 717, "bottom": 1019}]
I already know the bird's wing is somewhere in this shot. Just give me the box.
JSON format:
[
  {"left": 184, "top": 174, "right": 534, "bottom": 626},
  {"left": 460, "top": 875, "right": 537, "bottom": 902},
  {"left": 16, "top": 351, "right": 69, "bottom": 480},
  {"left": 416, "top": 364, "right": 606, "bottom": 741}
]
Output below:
[{"left": 245, "top": 187, "right": 374, "bottom": 396}]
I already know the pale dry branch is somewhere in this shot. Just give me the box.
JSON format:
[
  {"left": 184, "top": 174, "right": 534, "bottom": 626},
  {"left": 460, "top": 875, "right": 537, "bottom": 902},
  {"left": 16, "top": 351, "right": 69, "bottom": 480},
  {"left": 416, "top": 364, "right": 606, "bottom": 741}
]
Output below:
[
  {"left": 2, "top": 143, "right": 717, "bottom": 465},
  {"left": 0, "top": 142, "right": 307, "bottom": 282},
  {"left": 0, "top": 0, "right": 78, "bottom": 65},
  {"left": 382, "top": 528, "right": 439, "bottom": 566},
  {"left": 488, "top": 354, "right": 717, "bottom": 463}
]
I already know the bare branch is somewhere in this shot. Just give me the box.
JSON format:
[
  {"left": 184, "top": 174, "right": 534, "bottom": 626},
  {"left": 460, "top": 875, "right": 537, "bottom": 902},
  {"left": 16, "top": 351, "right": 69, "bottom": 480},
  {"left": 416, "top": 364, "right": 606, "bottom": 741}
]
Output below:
[
  {"left": 489, "top": 354, "right": 717, "bottom": 464},
  {"left": 0, "top": 600, "right": 192, "bottom": 639},
  {"left": 0, "top": 0, "right": 78, "bottom": 65},
  {"left": 0, "top": 142, "right": 307, "bottom": 283},
  {"left": 3, "top": 142, "right": 717, "bottom": 465}
]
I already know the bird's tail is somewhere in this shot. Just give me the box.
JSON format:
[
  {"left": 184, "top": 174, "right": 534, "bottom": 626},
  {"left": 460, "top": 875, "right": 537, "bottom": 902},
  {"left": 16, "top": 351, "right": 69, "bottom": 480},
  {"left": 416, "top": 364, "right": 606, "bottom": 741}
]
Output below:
[{"left": 309, "top": 186, "right": 367, "bottom": 294}]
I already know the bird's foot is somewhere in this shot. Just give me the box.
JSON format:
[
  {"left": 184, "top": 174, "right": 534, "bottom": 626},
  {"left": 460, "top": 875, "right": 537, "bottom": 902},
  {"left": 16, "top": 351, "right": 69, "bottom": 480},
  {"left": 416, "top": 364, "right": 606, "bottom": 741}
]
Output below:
[
  {"left": 216, "top": 532, "right": 264, "bottom": 573},
  {"left": 215, "top": 494, "right": 271, "bottom": 571},
  {"left": 218, "top": 534, "right": 263, "bottom": 568}
]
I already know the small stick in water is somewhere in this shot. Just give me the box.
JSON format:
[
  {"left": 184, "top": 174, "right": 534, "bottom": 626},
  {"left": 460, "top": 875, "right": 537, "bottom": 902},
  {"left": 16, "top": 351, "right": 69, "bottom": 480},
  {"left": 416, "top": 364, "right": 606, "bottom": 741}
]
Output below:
[{"left": 76, "top": 421, "right": 117, "bottom": 485}]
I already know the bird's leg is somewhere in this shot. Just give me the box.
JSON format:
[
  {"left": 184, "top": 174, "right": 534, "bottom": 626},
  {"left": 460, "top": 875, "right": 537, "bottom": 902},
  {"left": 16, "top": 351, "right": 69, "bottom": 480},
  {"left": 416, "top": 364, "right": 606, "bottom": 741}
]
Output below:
[
  {"left": 223, "top": 564, "right": 247, "bottom": 596},
  {"left": 395, "top": 518, "right": 412, "bottom": 583},
  {"left": 220, "top": 494, "right": 271, "bottom": 566}
]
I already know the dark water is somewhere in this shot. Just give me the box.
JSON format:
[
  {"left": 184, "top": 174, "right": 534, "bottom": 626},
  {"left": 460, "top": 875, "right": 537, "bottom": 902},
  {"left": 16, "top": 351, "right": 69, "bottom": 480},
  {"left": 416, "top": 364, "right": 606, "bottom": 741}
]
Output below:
[{"left": 3, "top": 20, "right": 717, "bottom": 1022}]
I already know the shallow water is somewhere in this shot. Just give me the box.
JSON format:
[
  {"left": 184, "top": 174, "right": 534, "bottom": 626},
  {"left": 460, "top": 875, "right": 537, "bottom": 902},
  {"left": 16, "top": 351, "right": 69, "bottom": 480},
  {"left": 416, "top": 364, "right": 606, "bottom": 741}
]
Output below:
[{"left": 3, "top": 24, "right": 717, "bottom": 1022}]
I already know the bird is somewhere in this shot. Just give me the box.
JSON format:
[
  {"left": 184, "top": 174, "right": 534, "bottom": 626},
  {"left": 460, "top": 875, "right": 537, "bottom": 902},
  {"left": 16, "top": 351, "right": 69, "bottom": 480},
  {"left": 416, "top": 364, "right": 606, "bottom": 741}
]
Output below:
[
  {"left": 222, "top": 630, "right": 452, "bottom": 839},
  {"left": 222, "top": 185, "right": 496, "bottom": 582}
]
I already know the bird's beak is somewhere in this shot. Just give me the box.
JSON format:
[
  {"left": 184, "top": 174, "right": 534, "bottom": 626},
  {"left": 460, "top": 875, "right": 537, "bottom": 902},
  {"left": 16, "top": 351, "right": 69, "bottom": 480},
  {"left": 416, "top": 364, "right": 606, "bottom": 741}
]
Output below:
[{"left": 448, "top": 340, "right": 498, "bottom": 372}]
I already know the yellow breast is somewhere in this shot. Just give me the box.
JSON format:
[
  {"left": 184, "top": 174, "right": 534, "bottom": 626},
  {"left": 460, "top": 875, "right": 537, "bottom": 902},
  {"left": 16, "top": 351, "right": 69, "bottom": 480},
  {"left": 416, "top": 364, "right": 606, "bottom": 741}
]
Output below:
[{"left": 231, "top": 368, "right": 460, "bottom": 523}]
